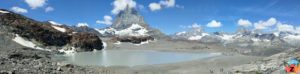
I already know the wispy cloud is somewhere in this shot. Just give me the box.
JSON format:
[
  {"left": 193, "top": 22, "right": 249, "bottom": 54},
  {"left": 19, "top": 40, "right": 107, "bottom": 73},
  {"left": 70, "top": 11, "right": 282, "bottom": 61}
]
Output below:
[{"left": 11, "top": 6, "right": 28, "bottom": 13}]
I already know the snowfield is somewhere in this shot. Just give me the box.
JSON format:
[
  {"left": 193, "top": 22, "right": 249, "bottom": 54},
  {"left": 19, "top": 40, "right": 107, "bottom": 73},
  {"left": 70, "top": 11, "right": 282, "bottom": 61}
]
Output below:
[
  {"left": 102, "top": 42, "right": 107, "bottom": 49},
  {"left": 187, "top": 33, "right": 209, "bottom": 40},
  {"left": 115, "top": 24, "right": 149, "bottom": 36},
  {"left": 48, "top": 21, "right": 62, "bottom": 25},
  {"left": 176, "top": 31, "right": 186, "bottom": 36},
  {"left": 95, "top": 24, "right": 149, "bottom": 37},
  {"left": 284, "top": 35, "right": 300, "bottom": 40},
  {"left": 59, "top": 47, "right": 76, "bottom": 55},
  {"left": 51, "top": 25, "right": 66, "bottom": 32},
  {"left": 12, "top": 34, "right": 50, "bottom": 51},
  {"left": 0, "top": 10, "right": 9, "bottom": 14},
  {"left": 219, "top": 34, "right": 235, "bottom": 40}
]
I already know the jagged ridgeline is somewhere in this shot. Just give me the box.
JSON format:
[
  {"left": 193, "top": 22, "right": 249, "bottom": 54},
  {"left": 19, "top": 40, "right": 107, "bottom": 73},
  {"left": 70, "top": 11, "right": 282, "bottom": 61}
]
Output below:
[
  {"left": 112, "top": 6, "right": 148, "bottom": 30},
  {"left": 96, "top": 6, "right": 166, "bottom": 44},
  {"left": 0, "top": 9, "right": 103, "bottom": 52}
]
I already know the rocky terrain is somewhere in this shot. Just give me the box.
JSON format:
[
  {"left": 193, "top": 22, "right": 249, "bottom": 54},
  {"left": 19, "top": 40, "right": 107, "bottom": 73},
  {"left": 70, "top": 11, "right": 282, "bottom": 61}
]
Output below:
[
  {"left": 0, "top": 9, "right": 104, "bottom": 52},
  {"left": 1, "top": 5, "right": 299, "bottom": 74},
  {"left": 95, "top": 6, "right": 166, "bottom": 44}
]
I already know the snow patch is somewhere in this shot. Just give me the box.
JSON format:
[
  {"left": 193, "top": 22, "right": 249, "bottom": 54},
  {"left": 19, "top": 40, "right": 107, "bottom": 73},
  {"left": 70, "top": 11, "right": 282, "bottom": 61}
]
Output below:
[
  {"left": 51, "top": 25, "right": 66, "bottom": 32},
  {"left": 134, "top": 40, "right": 152, "bottom": 46},
  {"left": 0, "top": 10, "right": 9, "bottom": 14},
  {"left": 115, "top": 24, "right": 149, "bottom": 36},
  {"left": 95, "top": 28, "right": 116, "bottom": 35},
  {"left": 220, "top": 34, "right": 234, "bottom": 40},
  {"left": 251, "top": 38, "right": 260, "bottom": 42},
  {"left": 48, "top": 21, "right": 62, "bottom": 25},
  {"left": 176, "top": 31, "right": 186, "bottom": 36},
  {"left": 188, "top": 36, "right": 204, "bottom": 40},
  {"left": 284, "top": 35, "right": 300, "bottom": 40},
  {"left": 188, "top": 33, "right": 209, "bottom": 40},
  {"left": 102, "top": 41, "right": 107, "bottom": 49},
  {"left": 12, "top": 34, "right": 50, "bottom": 51},
  {"left": 273, "top": 32, "right": 280, "bottom": 37},
  {"left": 114, "top": 41, "right": 121, "bottom": 45},
  {"left": 59, "top": 47, "right": 76, "bottom": 55},
  {"left": 95, "top": 24, "right": 149, "bottom": 37}
]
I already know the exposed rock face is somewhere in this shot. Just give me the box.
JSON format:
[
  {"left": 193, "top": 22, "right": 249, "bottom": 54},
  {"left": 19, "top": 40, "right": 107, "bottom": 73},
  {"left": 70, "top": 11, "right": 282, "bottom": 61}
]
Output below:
[
  {"left": 96, "top": 6, "right": 165, "bottom": 44},
  {"left": 67, "top": 26, "right": 102, "bottom": 37},
  {"left": 112, "top": 6, "right": 148, "bottom": 30},
  {"left": 114, "top": 36, "right": 154, "bottom": 44},
  {"left": 0, "top": 9, "right": 103, "bottom": 51},
  {"left": 199, "top": 35, "right": 222, "bottom": 43},
  {"left": 70, "top": 33, "right": 103, "bottom": 51}
]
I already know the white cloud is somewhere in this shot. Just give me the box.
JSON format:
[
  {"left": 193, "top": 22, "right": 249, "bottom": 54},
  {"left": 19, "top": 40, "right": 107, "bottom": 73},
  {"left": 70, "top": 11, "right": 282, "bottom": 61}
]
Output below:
[
  {"left": 206, "top": 20, "right": 222, "bottom": 28},
  {"left": 276, "top": 22, "right": 300, "bottom": 33},
  {"left": 276, "top": 22, "right": 295, "bottom": 32},
  {"left": 296, "top": 27, "right": 300, "bottom": 33},
  {"left": 96, "top": 15, "right": 113, "bottom": 25},
  {"left": 238, "top": 19, "right": 252, "bottom": 27},
  {"left": 24, "top": 0, "right": 47, "bottom": 9},
  {"left": 148, "top": 0, "right": 180, "bottom": 12},
  {"left": 188, "top": 23, "right": 201, "bottom": 28},
  {"left": 111, "top": 0, "right": 136, "bottom": 15},
  {"left": 149, "top": 3, "right": 162, "bottom": 11},
  {"left": 77, "top": 23, "right": 89, "bottom": 27},
  {"left": 45, "top": 6, "right": 54, "bottom": 12},
  {"left": 254, "top": 17, "right": 277, "bottom": 30},
  {"left": 11, "top": 6, "right": 28, "bottom": 13},
  {"left": 159, "top": 0, "right": 176, "bottom": 7}
]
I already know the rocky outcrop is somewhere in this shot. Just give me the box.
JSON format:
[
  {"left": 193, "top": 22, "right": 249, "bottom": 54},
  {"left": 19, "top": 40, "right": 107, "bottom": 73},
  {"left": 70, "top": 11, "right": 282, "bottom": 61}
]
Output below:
[
  {"left": 67, "top": 26, "right": 103, "bottom": 37},
  {"left": 96, "top": 6, "right": 165, "bottom": 44},
  {"left": 230, "top": 49, "right": 300, "bottom": 74},
  {"left": 112, "top": 6, "right": 149, "bottom": 30},
  {"left": 0, "top": 9, "right": 103, "bottom": 51},
  {"left": 70, "top": 33, "right": 103, "bottom": 51},
  {"left": 113, "top": 36, "right": 154, "bottom": 44}
]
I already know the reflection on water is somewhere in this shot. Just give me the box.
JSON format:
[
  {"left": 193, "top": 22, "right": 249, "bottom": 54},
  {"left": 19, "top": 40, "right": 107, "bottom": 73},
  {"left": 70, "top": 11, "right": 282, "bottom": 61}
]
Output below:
[{"left": 54, "top": 50, "right": 221, "bottom": 66}]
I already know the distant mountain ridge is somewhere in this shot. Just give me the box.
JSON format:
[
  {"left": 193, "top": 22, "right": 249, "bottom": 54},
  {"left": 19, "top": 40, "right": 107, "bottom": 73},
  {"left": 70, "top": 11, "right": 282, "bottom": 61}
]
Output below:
[{"left": 172, "top": 27, "right": 300, "bottom": 46}]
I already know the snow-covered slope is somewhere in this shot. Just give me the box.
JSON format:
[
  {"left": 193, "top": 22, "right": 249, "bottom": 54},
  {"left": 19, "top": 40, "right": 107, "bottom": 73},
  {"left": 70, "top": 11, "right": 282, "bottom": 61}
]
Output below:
[
  {"left": 12, "top": 34, "right": 50, "bottom": 51},
  {"left": 115, "top": 24, "right": 149, "bottom": 36},
  {"left": 96, "top": 24, "right": 149, "bottom": 37},
  {"left": 284, "top": 34, "right": 300, "bottom": 40},
  {"left": 218, "top": 34, "right": 235, "bottom": 41},
  {"left": 172, "top": 27, "right": 300, "bottom": 47},
  {"left": 51, "top": 25, "right": 66, "bottom": 32},
  {"left": 48, "top": 21, "right": 62, "bottom": 25},
  {"left": 187, "top": 33, "right": 209, "bottom": 40},
  {"left": 173, "top": 27, "right": 210, "bottom": 40},
  {"left": 0, "top": 10, "right": 9, "bottom": 14}
]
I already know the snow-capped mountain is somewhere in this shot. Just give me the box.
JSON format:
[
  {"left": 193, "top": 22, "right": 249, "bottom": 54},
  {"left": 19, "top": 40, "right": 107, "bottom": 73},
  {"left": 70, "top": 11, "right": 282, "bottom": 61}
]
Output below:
[
  {"left": 173, "top": 27, "right": 209, "bottom": 40},
  {"left": 173, "top": 27, "right": 300, "bottom": 46},
  {"left": 96, "top": 6, "right": 164, "bottom": 37},
  {"left": 95, "top": 6, "right": 165, "bottom": 44}
]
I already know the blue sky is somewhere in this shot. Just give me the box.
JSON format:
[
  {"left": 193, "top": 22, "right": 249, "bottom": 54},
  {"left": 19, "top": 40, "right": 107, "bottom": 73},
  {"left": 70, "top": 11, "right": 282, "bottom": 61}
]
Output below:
[{"left": 0, "top": 0, "right": 300, "bottom": 34}]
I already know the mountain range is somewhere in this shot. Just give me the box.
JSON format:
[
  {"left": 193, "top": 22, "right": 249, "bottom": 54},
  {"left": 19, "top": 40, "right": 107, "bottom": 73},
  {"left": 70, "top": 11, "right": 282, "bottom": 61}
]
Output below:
[{"left": 1, "top": 6, "right": 300, "bottom": 54}]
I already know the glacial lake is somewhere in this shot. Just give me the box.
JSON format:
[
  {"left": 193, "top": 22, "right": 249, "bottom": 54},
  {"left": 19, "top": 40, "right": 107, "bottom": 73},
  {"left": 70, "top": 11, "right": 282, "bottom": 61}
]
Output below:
[{"left": 54, "top": 50, "right": 221, "bottom": 67}]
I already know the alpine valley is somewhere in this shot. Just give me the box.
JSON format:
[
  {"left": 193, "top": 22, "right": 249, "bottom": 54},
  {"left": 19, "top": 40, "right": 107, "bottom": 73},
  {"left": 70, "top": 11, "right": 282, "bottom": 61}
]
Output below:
[{"left": 0, "top": 5, "right": 300, "bottom": 74}]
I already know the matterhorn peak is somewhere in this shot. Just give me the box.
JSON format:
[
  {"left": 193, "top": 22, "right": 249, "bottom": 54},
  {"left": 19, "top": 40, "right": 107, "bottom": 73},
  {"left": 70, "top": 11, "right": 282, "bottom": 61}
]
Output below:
[{"left": 112, "top": 5, "right": 148, "bottom": 30}]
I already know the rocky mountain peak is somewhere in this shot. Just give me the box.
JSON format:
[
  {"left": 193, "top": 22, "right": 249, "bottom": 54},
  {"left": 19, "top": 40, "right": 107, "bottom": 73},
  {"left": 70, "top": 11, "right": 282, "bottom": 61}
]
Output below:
[{"left": 112, "top": 5, "right": 148, "bottom": 30}]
